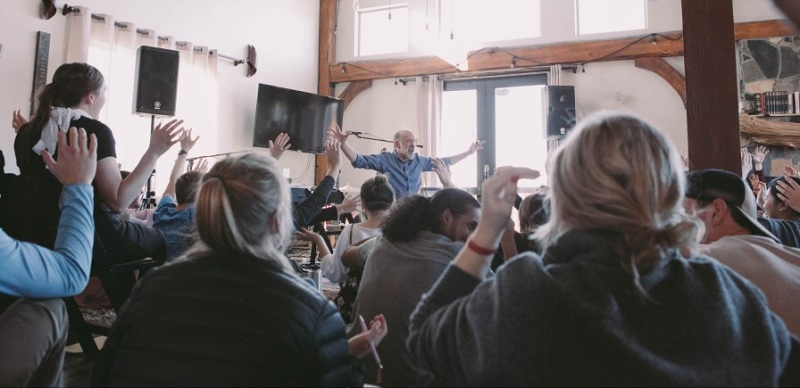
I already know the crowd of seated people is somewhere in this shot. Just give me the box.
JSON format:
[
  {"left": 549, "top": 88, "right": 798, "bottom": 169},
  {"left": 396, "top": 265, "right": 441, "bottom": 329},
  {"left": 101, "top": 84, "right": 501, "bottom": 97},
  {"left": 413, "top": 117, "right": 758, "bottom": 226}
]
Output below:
[{"left": 6, "top": 2, "right": 800, "bottom": 381}]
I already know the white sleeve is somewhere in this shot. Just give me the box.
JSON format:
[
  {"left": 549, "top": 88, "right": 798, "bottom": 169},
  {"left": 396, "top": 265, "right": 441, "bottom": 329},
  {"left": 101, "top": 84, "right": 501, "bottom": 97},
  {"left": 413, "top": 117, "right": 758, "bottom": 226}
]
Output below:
[{"left": 321, "top": 224, "right": 353, "bottom": 283}]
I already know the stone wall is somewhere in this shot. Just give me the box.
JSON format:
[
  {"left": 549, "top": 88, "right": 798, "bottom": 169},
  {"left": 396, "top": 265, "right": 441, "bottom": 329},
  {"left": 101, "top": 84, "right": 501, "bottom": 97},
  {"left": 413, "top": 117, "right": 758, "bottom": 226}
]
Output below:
[{"left": 739, "top": 36, "right": 800, "bottom": 178}]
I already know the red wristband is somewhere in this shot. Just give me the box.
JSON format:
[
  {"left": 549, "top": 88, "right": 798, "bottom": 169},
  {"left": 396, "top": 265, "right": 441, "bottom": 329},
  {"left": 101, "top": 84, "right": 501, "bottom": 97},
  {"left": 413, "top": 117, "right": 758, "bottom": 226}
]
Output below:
[{"left": 467, "top": 239, "right": 496, "bottom": 256}]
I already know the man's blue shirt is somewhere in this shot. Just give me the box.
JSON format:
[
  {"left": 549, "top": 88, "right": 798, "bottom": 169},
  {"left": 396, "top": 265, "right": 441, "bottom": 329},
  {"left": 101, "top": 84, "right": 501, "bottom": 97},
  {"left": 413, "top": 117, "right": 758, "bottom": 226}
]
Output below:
[{"left": 352, "top": 151, "right": 451, "bottom": 197}]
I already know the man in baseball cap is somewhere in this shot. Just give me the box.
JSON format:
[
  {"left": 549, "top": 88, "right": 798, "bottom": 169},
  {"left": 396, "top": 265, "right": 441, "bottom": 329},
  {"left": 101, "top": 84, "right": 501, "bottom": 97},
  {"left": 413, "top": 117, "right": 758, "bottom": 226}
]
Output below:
[{"left": 684, "top": 168, "right": 800, "bottom": 336}]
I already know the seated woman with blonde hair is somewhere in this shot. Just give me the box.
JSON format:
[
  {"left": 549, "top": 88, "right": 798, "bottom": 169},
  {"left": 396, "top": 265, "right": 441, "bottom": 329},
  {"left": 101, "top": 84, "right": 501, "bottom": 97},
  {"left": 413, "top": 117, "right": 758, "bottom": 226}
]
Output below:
[
  {"left": 406, "top": 111, "right": 799, "bottom": 386},
  {"left": 93, "top": 142, "right": 387, "bottom": 386}
]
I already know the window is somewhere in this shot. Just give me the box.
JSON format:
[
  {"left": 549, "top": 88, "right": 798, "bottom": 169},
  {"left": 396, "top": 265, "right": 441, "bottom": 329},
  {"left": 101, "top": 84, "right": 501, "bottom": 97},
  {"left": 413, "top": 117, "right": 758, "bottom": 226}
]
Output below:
[
  {"left": 355, "top": 3, "right": 409, "bottom": 57},
  {"left": 440, "top": 0, "right": 541, "bottom": 44},
  {"left": 575, "top": 0, "right": 646, "bottom": 35},
  {"left": 441, "top": 74, "right": 549, "bottom": 193}
]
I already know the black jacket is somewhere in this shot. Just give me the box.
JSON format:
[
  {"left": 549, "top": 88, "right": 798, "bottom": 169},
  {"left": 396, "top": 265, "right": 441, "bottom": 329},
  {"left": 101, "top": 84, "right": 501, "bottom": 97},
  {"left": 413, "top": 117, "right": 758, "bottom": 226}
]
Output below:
[{"left": 92, "top": 251, "right": 362, "bottom": 386}]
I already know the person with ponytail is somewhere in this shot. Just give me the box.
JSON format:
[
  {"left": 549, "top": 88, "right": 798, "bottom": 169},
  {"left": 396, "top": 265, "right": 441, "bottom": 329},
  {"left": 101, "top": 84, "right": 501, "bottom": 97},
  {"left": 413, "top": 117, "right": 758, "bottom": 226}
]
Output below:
[
  {"left": 93, "top": 151, "right": 387, "bottom": 386},
  {"left": 14, "top": 62, "right": 183, "bottom": 265},
  {"left": 298, "top": 174, "right": 395, "bottom": 324}
]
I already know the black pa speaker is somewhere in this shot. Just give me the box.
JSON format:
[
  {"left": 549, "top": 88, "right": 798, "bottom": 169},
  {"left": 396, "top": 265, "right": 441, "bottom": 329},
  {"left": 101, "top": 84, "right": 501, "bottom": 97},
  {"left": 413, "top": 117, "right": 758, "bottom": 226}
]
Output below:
[
  {"left": 133, "top": 46, "right": 179, "bottom": 117},
  {"left": 544, "top": 85, "right": 576, "bottom": 138}
]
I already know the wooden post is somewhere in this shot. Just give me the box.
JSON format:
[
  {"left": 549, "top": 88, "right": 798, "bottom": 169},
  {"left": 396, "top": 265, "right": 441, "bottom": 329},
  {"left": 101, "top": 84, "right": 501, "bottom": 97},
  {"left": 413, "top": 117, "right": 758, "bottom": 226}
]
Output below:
[
  {"left": 316, "top": 0, "right": 338, "bottom": 184},
  {"left": 682, "top": 0, "right": 740, "bottom": 172}
]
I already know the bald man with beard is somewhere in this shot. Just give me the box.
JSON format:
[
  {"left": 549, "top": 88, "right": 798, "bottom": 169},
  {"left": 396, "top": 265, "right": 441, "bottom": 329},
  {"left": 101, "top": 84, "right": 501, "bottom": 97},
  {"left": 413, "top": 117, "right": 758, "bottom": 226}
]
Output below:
[{"left": 329, "top": 125, "right": 483, "bottom": 197}]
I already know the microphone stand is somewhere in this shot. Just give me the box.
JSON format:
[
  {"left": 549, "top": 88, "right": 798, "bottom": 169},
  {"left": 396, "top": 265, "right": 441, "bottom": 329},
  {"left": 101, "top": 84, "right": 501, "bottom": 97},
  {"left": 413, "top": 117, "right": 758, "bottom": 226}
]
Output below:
[
  {"left": 350, "top": 132, "right": 424, "bottom": 148},
  {"left": 185, "top": 150, "right": 251, "bottom": 170},
  {"left": 139, "top": 115, "right": 157, "bottom": 210}
]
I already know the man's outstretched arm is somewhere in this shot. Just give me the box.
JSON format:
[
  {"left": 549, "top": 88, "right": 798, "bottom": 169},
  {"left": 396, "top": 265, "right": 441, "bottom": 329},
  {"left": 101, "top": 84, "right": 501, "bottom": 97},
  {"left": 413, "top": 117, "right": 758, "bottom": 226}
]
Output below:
[
  {"left": 446, "top": 140, "right": 485, "bottom": 165},
  {"left": 328, "top": 124, "right": 359, "bottom": 163}
]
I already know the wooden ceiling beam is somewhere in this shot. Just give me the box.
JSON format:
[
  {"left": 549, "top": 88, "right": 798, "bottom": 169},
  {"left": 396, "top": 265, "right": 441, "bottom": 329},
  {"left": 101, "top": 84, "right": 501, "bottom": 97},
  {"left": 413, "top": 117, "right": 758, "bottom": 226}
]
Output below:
[
  {"left": 634, "top": 57, "right": 686, "bottom": 107},
  {"left": 329, "top": 19, "right": 796, "bottom": 84}
]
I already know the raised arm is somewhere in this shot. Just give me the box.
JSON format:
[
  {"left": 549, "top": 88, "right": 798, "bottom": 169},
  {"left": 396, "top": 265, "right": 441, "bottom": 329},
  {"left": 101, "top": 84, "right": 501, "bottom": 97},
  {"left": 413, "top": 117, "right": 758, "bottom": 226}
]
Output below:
[
  {"left": 163, "top": 128, "right": 199, "bottom": 198},
  {"left": 291, "top": 139, "right": 343, "bottom": 229},
  {"left": 0, "top": 128, "right": 97, "bottom": 298},
  {"left": 11, "top": 109, "right": 28, "bottom": 134},
  {"left": 741, "top": 147, "right": 753, "bottom": 179},
  {"left": 454, "top": 167, "right": 540, "bottom": 278},
  {"left": 94, "top": 119, "right": 184, "bottom": 213},
  {"left": 446, "top": 140, "right": 485, "bottom": 166},
  {"left": 328, "top": 124, "right": 358, "bottom": 163}
]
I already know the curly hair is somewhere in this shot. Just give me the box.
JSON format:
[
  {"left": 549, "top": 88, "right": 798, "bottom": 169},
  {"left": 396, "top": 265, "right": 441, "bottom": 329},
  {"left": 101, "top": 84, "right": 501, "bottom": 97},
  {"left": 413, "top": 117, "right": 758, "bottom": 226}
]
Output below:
[{"left": 382, "top": 188, "right": 479, "bottom": 243}]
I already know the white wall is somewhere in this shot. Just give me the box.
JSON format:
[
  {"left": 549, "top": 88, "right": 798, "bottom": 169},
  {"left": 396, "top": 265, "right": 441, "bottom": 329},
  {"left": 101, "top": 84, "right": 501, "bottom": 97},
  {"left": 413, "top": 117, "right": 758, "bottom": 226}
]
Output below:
[
  {"left": 333, "top": 0, "right": 787, "bottom": 189},
  {"left": 335, "top": 78, "right": 419, "bottom": 189},
  {"left": 0, "top": 0, "right": 322, "bottom": 187}
]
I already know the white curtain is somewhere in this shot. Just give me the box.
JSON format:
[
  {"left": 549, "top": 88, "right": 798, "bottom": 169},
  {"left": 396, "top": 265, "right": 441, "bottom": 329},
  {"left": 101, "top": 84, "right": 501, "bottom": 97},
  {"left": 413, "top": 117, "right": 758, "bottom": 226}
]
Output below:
[
  {"left": 63, "top": 7, "right": 219, "bottom": 194},
  {"left": 416, "top": 75, "right": 444, "bottom": 189}
]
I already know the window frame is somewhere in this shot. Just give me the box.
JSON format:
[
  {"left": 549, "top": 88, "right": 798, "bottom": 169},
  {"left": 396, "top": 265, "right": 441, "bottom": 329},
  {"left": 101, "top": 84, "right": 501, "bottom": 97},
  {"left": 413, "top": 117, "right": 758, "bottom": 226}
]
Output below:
[{"left": 354, "top": 2, "right": 410, "bottom": 57}]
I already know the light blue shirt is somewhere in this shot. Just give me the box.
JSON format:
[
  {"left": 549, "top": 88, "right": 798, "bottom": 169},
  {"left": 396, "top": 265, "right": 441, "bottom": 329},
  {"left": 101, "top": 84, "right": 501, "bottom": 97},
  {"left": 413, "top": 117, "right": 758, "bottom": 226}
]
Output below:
[
  {"left": 352, "top": 151, "right": 451, "bottom": 198},
  {"left": 0, "top": 184, "right": 94, "bottom": 298},
  {"left": 153, "top": 195, "right": 195, "bottom": 262}
]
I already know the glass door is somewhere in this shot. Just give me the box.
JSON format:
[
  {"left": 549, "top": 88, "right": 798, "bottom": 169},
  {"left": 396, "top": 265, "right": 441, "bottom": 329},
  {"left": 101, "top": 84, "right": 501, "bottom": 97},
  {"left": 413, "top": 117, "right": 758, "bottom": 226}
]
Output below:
[{"left": 441, "top": 74, "right": 549, "bottom": 195}]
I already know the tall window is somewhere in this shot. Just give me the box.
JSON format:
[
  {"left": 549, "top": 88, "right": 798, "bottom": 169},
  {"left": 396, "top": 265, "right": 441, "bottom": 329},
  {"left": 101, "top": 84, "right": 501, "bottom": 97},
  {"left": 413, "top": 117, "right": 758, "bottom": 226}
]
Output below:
[
  {"left": 575, "top": 0, "right": 646, "bottom": 35},
  {"left": 440, "top": 74, "right": 549, "bottom": 194},
  {"left": 355, "top": 3, "right": 409, "bottom": 56}
]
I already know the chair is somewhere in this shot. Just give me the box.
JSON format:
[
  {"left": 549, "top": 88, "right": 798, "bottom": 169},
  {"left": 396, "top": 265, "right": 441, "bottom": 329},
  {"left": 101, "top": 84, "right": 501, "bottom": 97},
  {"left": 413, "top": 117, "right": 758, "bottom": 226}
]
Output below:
[{"left": 64, "top": 234, "right": 160, "bottom": 357}]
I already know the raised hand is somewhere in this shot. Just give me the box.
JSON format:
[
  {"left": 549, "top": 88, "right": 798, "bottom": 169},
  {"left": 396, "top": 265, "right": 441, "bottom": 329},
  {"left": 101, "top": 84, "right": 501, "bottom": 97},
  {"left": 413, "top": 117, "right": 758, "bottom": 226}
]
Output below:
[
  {"left": 754, "top": 179, "right": 768, "bottom": 209},
  {"left": 148, "top": 119, "right": 184, "bottom": 157},
  {"left": 469, "top": 167, "right": 541, "bottom": 252},
  {"left": 785, "top": 165, "right": 799, "bottom": 178},
  {"left": 741, "top": 147, "right": 753, "bottom": 178},
  {"left": 325, "top": 137, "right": 342, "bottom": 176},
  {"left": 179, "top": 128, "right": 199, "bottom": 153},
  {"left": 12, "top": 109, "right": 28, "bottom": 133},
  {"left": 327, "top": 123, "right": 350, "bottom": 143},
  {"left": 752, "top": 145, "right": 770, "bottom": 170},
  {"left": 468, "top": 140, "right": 486, "bottom": 154},
  {"left": 294, "top": 227, "right": 322, "bottom": 243},
  {"left": 432, "top": 158, "right": 454, "bottom": 188},
  {"left": 41, "top": 127, "right": 97, "bottom": 186},
  {"left": 776, "top": 176, "right": 800, "bottom": 212},
  {"left": 337, "top": 193, "right": 361, "bottom": 215},
  {"left": 190, "top": 158, "right": 209, "bottom": 173},
  {"left": 268, "top": 132, "right": 291, "bottom": 160}
]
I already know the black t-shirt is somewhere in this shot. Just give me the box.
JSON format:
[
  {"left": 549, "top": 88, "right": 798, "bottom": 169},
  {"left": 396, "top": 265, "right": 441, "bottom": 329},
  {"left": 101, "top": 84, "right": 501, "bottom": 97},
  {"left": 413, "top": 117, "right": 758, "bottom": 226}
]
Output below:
[{"left": 14, "top": 116, "right": 117, "bottom": 176}]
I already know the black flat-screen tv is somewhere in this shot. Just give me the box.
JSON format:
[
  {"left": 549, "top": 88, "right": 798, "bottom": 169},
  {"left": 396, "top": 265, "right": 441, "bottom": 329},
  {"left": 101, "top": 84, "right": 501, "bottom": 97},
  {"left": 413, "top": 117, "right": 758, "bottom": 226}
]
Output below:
[{"left": 253, "top": 84, "right": 344, "bottom": 154}]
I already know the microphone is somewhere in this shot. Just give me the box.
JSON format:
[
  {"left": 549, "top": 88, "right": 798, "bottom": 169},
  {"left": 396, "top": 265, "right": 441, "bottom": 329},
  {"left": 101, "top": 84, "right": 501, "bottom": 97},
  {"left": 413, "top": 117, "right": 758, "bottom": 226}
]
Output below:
[
  {"left": 416, "top": 144, "right": 424, "bottom": 148},
  {"left": 347, "top": 131, "right": 364, "bottom": 135}
]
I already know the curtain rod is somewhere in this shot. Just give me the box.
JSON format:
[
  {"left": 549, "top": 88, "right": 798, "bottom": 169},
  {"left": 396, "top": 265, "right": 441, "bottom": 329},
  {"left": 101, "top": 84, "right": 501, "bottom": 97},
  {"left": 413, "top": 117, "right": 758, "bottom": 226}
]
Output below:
[
  {"left": 62, "top": 4, "right": 245, "bottom": 66},
  {"left": 439, "top": 67, "right": 551, "bottom": 81}
]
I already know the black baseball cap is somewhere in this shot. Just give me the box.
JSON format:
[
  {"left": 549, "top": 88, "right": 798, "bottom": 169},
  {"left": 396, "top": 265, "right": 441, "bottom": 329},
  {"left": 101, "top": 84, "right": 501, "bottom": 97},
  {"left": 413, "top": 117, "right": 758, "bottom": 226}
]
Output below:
[{"left": 685, "top": 168, "right": 778, "bottom": 242}]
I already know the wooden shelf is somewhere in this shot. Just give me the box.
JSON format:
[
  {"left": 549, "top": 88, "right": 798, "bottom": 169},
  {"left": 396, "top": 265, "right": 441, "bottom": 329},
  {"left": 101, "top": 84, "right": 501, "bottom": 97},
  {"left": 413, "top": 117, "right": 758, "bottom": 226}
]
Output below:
[{"left": 740, "top": 114, "right": 800, "bottom": 148}]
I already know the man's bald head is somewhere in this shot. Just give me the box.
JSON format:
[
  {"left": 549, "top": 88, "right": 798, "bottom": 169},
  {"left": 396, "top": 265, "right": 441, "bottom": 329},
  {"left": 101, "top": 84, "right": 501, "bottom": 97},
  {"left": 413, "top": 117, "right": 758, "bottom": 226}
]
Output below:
[{"left": 393, "top": 129, "right": 418, "bottom": 161}]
